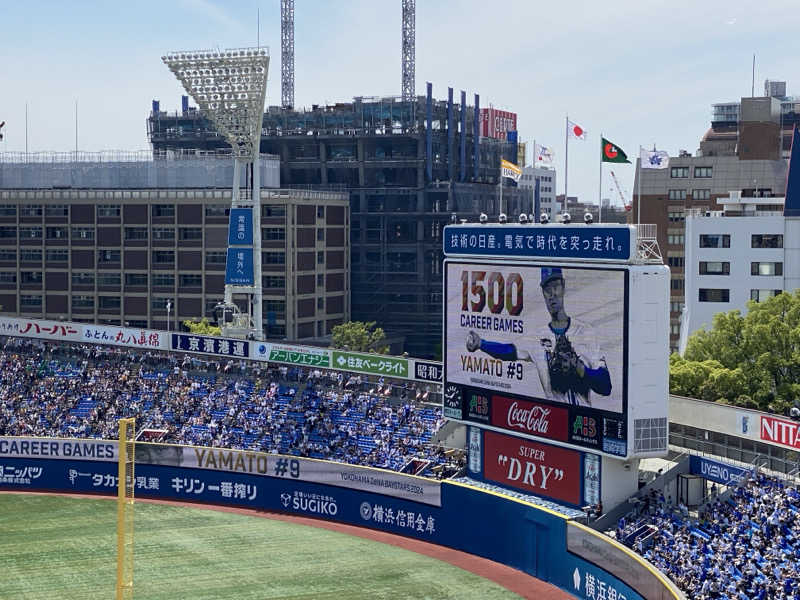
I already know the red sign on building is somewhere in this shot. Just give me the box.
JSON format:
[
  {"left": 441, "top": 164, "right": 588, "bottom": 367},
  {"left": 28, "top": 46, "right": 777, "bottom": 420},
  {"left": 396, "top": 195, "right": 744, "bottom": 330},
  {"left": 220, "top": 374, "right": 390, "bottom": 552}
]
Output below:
[
  {"left": 479, "top": 108, "right": 517, "bottom": 140},
  {"left": 483, "top": 430, "right": 582, "bottom": 505},
  {"left": 491, "top": 395, "right": 569, "bottom": 442},
  {"left": 761, "top": 415, "right": 800, "bottom": 450}
]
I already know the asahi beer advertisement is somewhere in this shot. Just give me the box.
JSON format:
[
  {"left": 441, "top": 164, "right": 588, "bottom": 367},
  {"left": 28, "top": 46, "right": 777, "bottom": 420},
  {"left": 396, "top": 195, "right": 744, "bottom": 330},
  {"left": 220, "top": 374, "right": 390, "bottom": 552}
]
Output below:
[{"left": 444, "top": 261, "right": 628, "bottom": 456}]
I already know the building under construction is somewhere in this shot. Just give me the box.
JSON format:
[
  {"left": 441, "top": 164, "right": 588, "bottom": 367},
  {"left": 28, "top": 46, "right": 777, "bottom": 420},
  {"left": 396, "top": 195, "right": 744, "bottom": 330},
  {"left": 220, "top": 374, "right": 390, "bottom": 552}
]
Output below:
[{"left": 148, "top": 89, "right": 528, "bottom": 356}]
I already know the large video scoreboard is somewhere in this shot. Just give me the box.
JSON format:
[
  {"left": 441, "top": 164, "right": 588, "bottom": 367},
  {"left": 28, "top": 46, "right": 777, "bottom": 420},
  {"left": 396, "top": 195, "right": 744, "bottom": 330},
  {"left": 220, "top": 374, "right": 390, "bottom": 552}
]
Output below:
[{"left": 442, "top": 224, "right": 669, "bottom": 460}]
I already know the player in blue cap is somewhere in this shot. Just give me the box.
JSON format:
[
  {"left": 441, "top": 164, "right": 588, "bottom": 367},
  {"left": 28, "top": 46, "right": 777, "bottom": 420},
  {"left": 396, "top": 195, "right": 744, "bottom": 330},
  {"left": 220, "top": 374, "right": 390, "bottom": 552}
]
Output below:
[{"left": 465, "top": 266, "right": 611, "bottom": 406}]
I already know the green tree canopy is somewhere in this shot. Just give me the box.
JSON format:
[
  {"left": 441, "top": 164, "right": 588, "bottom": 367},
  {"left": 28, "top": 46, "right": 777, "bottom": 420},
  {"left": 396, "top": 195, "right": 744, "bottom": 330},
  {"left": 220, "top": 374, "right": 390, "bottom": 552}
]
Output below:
[
  {"left": 671, "top": 290, "right": 800, "bottom": 413},
  {"left": 182, "top": 317, "right": 222, "bottom": 337},
  {"left": 331, "top": 321, "right": 388, "bottom": 354}
]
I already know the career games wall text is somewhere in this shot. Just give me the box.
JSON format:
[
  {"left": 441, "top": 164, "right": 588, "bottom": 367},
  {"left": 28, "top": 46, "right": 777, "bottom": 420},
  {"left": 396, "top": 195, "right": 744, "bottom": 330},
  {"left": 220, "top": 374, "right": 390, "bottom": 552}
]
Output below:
[{"left": 444, "top": 261, "right": 629, "bottom": 457}]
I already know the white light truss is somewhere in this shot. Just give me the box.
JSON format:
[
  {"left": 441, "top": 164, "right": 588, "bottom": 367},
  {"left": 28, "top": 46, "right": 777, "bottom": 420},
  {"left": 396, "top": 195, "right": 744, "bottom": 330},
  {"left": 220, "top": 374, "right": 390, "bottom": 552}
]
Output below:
[{"left": 162, "top": 48, "right": 269, "bottom": 158}]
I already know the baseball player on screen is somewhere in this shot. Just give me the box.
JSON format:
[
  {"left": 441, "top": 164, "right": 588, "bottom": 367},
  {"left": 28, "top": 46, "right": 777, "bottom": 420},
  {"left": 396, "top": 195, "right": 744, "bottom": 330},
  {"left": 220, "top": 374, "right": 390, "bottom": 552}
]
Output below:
[{"left": 465, "top": 267, "right": 611, "bottom": 407}]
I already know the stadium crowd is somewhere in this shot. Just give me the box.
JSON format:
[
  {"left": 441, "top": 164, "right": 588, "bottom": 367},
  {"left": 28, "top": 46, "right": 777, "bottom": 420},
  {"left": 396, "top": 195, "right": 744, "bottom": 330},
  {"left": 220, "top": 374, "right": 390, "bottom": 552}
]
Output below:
[
  {"left": 0, "top": 338, "right": 464, "bottom": 478},
  {"left": 615, "top": 473, "right": 800, "bottom": 600}
]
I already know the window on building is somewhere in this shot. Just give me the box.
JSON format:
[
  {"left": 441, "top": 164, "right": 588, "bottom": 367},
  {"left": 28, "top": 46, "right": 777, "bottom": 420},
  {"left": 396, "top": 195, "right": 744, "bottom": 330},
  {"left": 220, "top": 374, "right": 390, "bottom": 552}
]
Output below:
[
  {"left": 317, "top": 297, "right": 324, "bottom": 310},
  {"left": 0, "top": 272, "right": 17, "bottom": 283},
  {"left": 179, "top": 227, "right": 202, "bottom": 241},
  {"left": 0, "top": 249, "right": 16, "bottom": 261},
  {"left": 317, "top": 251, "right": 325, "bottom": 264},
  {"left": 670, "top": 301, "right": 685, "bottom": 313},
  {"left": 45, "top": 205, "right": 68, "bottom": 217},
  {"left": 671, "top": 278, "right": 684, "bottom": 290},
  {"left": 693, "top": 189, "right": 711, "bottom": 200},
  {"left": 667, "top": 234, "right": 685, "bottom": 245},
  {"left": 317, "top": 206, "right": 325, "bottom": 219},
  {"left": 19, "top": 227, "right": 43, "bottom": 239},
  {"left": 205, "top": 204, "right": 229, "bottom": 217},
  {"left": 670, "top": 167, "right": 689, "bottom": 178},
  {"left": 21, "top": 271, "right": 42, "bottom": 284},
  {"left": 179, "top": 274, "right": 202, "bottom": 287},
  {"left": 152, "top": 273, "right": 175, "bottom": 287},
  {"left": 205, "top": 251, "right": 226, "bottom": 265},
  {"left": 46, "top": 249, "right": 68, "bottom": 262},
  {"left": 125, "top": 227, "right": 148, "bottom": 240},
  {"left": 262, "top": 228, "right": 285, "bottom": 241},
  {"left": 125, "top": 273, "right": 148, "bottom": 286},
  {"left": 46, "top": 227, "right": 68, "bottom": 240},
  {"left": 97, "top": 250, "right": 120, "bottom": 263},
  {"left": 72, "top": 272, "right": 95, "bottom": 286},
  {"left": 262, "top": 205, "right": 286, "bottom": 218},
  {"left": 751, "top": 262, "right": 783, "bottom": 276},
  {"left": 0, "top": 205, "right": 17, "bottom": 216},
  {"left": 97, "top": 205, "right": 120, "bottom": 217},
  {"left": 694, "top": 166, "right": 713, "bottom": 178},
  {"left": 667, "top": 256, "right": 684, "bottom": 268},
  {"left": 670, "top": 324, "right": 681, "bottom": 336},
  {"left": 317, "top": 273, "right": 324, "bottom": 286},
  {"left": 20, "top": 205, "right": 42, "bottom": 217},
  {"left": 317, "top": 228, "right": 325, "bottom": 241},
  {"left": 699, "top": 234, "right": 730, "bottom": 248},
  {"left": 668, "top": 210, "right": 685, "bottom": 223},
  {"left": 0, "top": 227, "right": 15, "bottom": 239},
  {"left": 264, "top": 300, "right": 285, "bottom": 314},
  {"left": 264, "top": 252, "right": 285, "bottom": 265},
  {"left": 20, "top": 295, "right": 42, "bottom": 308},
  {"left": 152, "top": 228, "right": 175, "bottom": 240},
  {"left": 20, "top": 249, "right": 42, "bottom": 262},
  {"left": 263, "top": 276, "right": 284, "bottom": 289},
  {"left": 205, "top": 298, "right": 222, "bottom": 316},
  {"left": 152, "top": 250, "right": 175, "bottom": 264},
  {"left": 668, "top": 190, "right": 687, "bottom": 201},
  {"left": 752, "top": 234, "right": 783, "bottom": 248},
  {"left": 699, "top": 288, "right": 730, "bottom": 302},
  {"left": 751, "top": 289, "right": 783, "bottom": 302},
  {"left": 152, "top": 204, "right": 175, "bottom": 218},
  {"left": 97, "top": 273, "right": 121, "bottom": 287},
  {"left": 72, "top": 295, "right": 94, "bottom": 309},
  {"left": 699, "top": 261, "right": 730, "bottom": 275},
  {"left": 98, "top": 296, "right": 120, "bottom": 310},
  {"left": 151, "top": 297, "right": 170, "bottom": 310},
  {"left": 71, "top": 227, "right": 94, "bottom": 240}
]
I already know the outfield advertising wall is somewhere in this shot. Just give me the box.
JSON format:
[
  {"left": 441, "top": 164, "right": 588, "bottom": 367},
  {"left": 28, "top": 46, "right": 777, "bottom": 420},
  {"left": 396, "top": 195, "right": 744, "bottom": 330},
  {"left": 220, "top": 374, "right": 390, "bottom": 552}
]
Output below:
[{"left": 0, "top": 437, "right": 682, "bottom": 600}]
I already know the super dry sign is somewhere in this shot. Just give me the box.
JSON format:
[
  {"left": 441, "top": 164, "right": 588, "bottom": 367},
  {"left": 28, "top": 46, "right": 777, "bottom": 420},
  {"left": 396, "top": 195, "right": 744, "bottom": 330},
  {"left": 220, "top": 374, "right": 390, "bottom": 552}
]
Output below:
[{"left": 483, "top": 430, "right": 581, "bottom": 505}]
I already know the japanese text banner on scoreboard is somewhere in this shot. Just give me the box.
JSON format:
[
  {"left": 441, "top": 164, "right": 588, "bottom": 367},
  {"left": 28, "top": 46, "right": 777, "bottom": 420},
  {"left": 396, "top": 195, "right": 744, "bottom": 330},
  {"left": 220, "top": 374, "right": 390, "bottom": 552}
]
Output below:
[{"left": 444, "top": 260, "right": 629, "bottom": 457}]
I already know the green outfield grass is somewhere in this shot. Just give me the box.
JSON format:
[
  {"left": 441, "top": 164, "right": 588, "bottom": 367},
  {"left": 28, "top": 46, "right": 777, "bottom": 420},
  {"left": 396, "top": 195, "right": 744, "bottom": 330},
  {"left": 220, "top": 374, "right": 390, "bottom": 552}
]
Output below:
[{"left": 0, "top": 494, "right": 520, "bottom": 600}]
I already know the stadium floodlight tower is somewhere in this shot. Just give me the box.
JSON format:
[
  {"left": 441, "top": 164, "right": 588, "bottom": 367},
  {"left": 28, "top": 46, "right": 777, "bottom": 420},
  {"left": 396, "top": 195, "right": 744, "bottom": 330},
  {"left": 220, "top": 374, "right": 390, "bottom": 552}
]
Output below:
[{"left": 162, "top": 48, "right": 269, "bottom": 340}]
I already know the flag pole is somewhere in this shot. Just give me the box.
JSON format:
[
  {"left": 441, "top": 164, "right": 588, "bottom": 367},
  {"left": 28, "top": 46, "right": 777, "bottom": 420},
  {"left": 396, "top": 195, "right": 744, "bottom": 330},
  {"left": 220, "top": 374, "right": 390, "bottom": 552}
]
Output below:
[
  {"left": 599, "top": 134, "right": 603, "bottom": 224},
  {"left": 564, "top": 116, "right": 569, "bottom": 214},
  {"left": 499, "top": 158, "right": 503, "bottom": 216},
  {"left": 532, "top": 138, "right": 536, "bottom": 215},
  {"left": 637, "top": 146, "right": 642, "bottom": 229}
]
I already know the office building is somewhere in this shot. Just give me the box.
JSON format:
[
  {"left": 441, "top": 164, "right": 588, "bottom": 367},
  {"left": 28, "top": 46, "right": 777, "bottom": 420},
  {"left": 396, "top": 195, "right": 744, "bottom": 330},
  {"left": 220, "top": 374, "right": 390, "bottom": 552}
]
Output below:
[
  {"left": 0, "top": 152, "right": 350, "bottom": 339},
  {"left": 519, "top": 166, "right": 556, "bottom": 216}
]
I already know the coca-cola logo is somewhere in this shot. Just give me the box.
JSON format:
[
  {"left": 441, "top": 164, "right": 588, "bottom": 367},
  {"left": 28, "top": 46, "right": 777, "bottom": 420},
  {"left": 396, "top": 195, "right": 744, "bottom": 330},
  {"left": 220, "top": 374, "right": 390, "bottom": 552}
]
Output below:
[{"left": 507, "top": 401, "right": 551, "bottom": 434}]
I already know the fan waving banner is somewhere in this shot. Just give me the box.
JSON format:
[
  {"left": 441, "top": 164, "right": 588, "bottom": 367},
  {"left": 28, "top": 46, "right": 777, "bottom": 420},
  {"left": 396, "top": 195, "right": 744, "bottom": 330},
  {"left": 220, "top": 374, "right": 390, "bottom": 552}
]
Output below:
[
  {"left": 501, "top": 159, "right": 522, "bottom": 182},
  {"left": 640, "top": 148, "right": 670, "bottom": 169},
  {"left": 601, "top": 138, "right": 630, "bottom": 163}
]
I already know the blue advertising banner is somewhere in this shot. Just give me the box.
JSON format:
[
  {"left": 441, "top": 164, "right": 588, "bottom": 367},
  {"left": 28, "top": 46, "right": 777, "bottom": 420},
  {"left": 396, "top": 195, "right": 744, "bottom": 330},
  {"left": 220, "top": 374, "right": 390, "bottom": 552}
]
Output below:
[
  {"left": 225, "top": 248, "right": 254, "bottom": 286},
  {"left": 171, "top": 334, "right": 249, "bottom": 358},
  {"left": 228, "top": 208, "right": 254, "bottom": 246},
  {"left": 443, "top": 225, "right": 633, "bottom": 261},
  {"left": 689, "top": 455, "right": 753, "bottom": 486},
  {"left": 0, "top": 453, "right": 650, "bottom": 600}
]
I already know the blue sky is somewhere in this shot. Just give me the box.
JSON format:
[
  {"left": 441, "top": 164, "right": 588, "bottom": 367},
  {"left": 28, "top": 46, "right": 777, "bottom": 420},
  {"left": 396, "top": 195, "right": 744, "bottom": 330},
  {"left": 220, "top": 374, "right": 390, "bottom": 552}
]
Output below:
[{"left": 1, "top": 0, "right": 799, "bottom": 207}]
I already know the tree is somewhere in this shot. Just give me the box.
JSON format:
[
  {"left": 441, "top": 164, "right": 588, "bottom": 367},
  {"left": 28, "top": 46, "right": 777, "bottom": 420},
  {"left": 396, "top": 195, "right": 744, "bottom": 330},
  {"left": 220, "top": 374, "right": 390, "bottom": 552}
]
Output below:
[
  {"left": 183, "top": 317, "right": 221, "bottom": 337},
  {"left": 671, "top": 290, "right": 800, "bottom": 413},
  {"left": 331, "top": 321, "right": 388, "bottom": 354}
]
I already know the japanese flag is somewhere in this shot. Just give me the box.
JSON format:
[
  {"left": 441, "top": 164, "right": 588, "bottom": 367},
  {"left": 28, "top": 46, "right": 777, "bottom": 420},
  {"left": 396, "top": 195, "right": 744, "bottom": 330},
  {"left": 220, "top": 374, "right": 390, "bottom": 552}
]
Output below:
[{"left": 568, "top": 120, "right": 586, "bottom": 141}]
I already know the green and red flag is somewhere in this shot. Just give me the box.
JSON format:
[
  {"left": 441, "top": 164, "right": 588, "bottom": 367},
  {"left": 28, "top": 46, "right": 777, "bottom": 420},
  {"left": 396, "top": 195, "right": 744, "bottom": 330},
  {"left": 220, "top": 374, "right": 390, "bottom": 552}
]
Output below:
[{"left": 601, "top": 138, "right": 630, "bottom": 163}]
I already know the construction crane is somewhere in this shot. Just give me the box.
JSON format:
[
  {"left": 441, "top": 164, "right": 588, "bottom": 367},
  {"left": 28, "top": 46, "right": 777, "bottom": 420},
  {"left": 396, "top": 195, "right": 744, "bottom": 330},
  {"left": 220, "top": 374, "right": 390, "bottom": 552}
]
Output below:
[
  {"left": 401, "top": 0, "right": 415, "bottom": 103},
  {"left": 610, "top": 170, "right": 632, "bottom": 211},
  {"left": 281, "top": 0, "right": 295, "bottom": 109}
]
